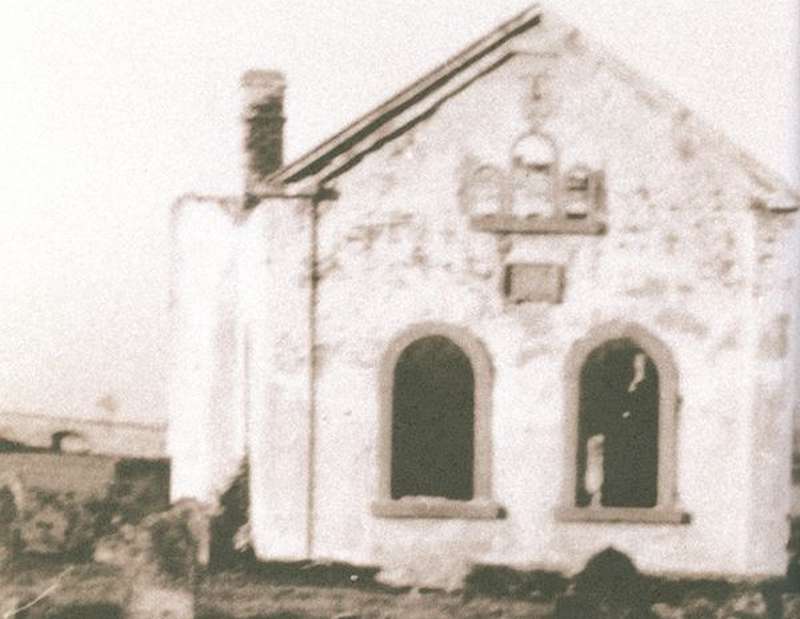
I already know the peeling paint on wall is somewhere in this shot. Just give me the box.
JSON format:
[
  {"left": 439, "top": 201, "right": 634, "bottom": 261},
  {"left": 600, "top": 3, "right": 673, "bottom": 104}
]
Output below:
[
  {"left": 625, "top": 278, "right": 668, "bottom": 299},
  {"left": 758, "top": 313, "right": 790, "bottom": 360},
  {"left": 715, "top": 329, "right": 739, "bottom": 352},
  {"left": 655, "top": 308, "right": 709, "bottom": 338},
  {"left": 96, "top": 394, "right": 119, "bottom": 414},
  {"left": 516, "top": 344, "right": 554, "bottom": 366}
]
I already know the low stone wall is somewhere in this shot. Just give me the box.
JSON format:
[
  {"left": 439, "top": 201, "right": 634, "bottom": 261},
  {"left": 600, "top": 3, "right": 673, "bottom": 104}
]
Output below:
[
  {"left": 1, "top": 501, "right": 209, "bottom": 618},
  {"left": 0, "top": 453, "right": 169, "bottom": 558},
  {"left": 0, "top": 411, "right": 166, "bottom": 459},
  {"left": 0, "top": 453, "right": 117, "bottom": 500}
]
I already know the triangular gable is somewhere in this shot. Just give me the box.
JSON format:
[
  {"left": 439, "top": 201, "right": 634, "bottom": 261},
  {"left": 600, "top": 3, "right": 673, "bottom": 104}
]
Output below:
[{"left": 268, "top": 4, "right": 798, "bottom": 210}]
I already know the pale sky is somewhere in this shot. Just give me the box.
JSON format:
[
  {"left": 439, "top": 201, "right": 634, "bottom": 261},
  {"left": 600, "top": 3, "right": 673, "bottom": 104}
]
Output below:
[{"left": 0, "top": 1, "right": 797, "bottom": 424}]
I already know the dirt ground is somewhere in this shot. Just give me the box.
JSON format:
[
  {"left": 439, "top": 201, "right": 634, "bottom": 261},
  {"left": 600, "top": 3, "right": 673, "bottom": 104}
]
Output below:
[
  {"left": 1, "top": 558, "right": 555, "bottom": 618},
  {"left": 3, "top": 555, "right": 790, "bottom": 618},
  {"left": 197, "top": 573, "right": 554, "bottom": 618}
]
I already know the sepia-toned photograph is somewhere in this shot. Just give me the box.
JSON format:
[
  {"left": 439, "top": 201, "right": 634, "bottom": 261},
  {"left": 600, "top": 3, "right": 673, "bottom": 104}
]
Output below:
[{"left": 0, "top": 2, "right": 798, "bottom": 617}]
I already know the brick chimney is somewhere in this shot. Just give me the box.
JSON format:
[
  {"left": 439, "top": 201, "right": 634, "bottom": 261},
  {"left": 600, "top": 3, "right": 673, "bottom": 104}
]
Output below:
[{"left": 242, "top": 70, "right": 286, "bottom": 196}]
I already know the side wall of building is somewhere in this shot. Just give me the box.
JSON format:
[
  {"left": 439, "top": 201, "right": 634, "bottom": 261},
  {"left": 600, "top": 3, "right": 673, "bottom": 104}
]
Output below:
[
  {"left": 243, "top": 197, "right": 316, "bottom": 561},
  {"left": 748, "top": 206, "right": 800, "bottom": 572},
  {"left": 167, "top": 196, "right": 247, "bottom": 504}
]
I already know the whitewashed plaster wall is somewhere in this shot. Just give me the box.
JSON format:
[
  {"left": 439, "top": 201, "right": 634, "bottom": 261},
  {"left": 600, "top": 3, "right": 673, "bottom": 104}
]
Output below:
[
  {"left": 167, "top": 195, "right": 246, "bottom": 503},
  {"left": 167, "top": 12, "right": 800, "bottom": 589},
  {"left": 302, "top": 17, "right": 799, "bottom": 586},
  {"left": 241, "top": 198, "right": 315, "bottom": 560}
]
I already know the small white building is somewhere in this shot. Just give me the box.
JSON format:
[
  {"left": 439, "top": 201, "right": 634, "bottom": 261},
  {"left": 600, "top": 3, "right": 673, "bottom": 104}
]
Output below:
[{"left": 168, "top": 6, "right": 800, "bottom": 587}]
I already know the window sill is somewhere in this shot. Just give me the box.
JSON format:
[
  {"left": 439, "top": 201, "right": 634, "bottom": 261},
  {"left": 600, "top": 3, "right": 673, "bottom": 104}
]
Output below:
[
  {"left": 471, "top": 214, "right": 606, "bottom": 235},
  {"left": 555, "top": 506, "right": 691, "bottom": 524},
  {"left": 372, "top": 497, "right": 504, "bottom": 520}
]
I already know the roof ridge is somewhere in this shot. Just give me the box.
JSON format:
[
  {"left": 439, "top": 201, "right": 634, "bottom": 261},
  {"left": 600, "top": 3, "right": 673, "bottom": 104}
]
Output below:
[{"left": 267, "top": 3, "right": 543, "bottom": 186}]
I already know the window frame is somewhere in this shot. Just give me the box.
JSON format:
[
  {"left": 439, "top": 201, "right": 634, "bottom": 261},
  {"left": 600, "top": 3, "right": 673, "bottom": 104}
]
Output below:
[
  {"left": 371, "top": 322, "right": 502, "bottom": 519},
  {"left": 556, "top": 321, "right": 690, "bottom": 524}
]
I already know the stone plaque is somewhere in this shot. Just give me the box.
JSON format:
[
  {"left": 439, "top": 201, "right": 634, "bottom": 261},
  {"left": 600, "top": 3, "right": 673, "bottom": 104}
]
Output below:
[{"left": 503, "top": 263, "right": 564, "bottom": 304}]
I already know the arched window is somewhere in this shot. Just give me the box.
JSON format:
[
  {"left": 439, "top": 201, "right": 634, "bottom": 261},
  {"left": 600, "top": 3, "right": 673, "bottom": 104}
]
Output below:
[
  {"left": 558, "top": 322, "right": 688, "bottom": 523},
  {"left": 391, "top": 336, "right": 475, "bottom": 500},
  {"left": 373, "top": 323, "right": 501, "bottom": 519},
  {"left": 511, "top": 132, "right": 557, "bottom": 218},
  {"left": 576, "top": 339, "right": 659, "bottom": 508}
]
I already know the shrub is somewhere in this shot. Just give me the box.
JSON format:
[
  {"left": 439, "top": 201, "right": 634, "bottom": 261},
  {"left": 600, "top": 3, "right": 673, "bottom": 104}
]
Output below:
[
  {"left": 16, "top": 488, "right": 109, "bottom": 559},
  {"left": 210, "top": 462, "right": 252, "bottom": 570},
  {"left": 106, "top": 459, "right": 170, "bottom": 526},
  {"left": 94, "top": 499, "right": 212, "bottom": 583}
]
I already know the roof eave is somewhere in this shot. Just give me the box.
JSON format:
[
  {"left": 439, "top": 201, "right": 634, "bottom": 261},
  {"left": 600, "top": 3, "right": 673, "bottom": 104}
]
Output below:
[{"left": 267, "top": 4, "right": 543, "bottom": 187}]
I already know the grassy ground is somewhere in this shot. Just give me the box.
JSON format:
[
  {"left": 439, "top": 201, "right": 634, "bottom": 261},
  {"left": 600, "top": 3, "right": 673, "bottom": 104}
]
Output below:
[
  {"left": 1, "top": 558, "right": 555, "bottom": 618},
  {"left": 3, "top": 555, "right": 789, "bottom": 617},
  {"left": 198, "top": 572, "right": 554, "bottom": 618}
]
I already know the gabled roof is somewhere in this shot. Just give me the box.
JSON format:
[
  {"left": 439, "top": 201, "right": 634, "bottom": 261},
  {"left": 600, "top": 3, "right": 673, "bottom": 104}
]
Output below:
[
  {"left": 267, "top": 5, "right": 543, "bottom": 187},
  {"left": 268, "top": 4, "right": 798, "bottom": 209}
]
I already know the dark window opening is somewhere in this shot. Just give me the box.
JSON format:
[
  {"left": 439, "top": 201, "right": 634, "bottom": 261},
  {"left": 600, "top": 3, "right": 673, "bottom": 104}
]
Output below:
[
  {"left": 391, "top": 335, "right": 475, "bottom": 501},
  {"left": 564, "top": 165, "right": 592, "bottom": 219},
  {"left": 576, "top": 338, "right": 659, "bottom": 508}
]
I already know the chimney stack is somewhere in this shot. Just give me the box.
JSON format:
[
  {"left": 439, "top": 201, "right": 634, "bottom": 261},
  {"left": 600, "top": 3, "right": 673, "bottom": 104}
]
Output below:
[{"left": 242, "top": 70, "right": 286, "bottom": 196}]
